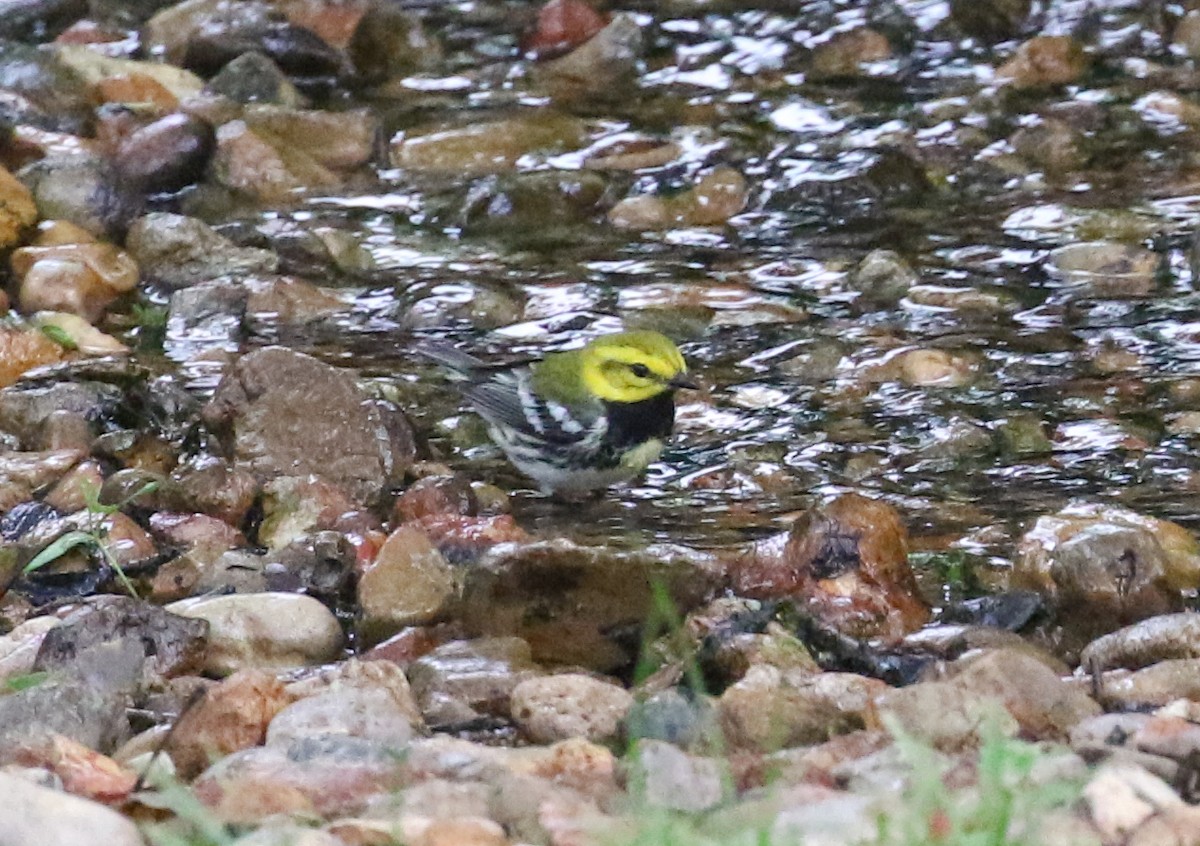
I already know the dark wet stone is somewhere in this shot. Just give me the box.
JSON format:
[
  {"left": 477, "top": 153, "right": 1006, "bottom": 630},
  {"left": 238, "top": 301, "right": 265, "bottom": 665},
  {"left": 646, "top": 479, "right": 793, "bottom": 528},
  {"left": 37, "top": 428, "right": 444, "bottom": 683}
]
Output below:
[
  {"left": 184, "top": 19, "right": 350, "bottom": 81},
  {"left": 88, "top": 0, "right": 179, "bottom": 28},
  {"left": 348, "top": 2, "right": 440, "bottom": 83},
  {"left": 0, "top": 499, "right": 60, "bottom": 540},
  {"left": 115, "top": 112, "right": 216, "bottom": 193},
  {"left": 461, "top": 540, "right": 725, "bottom": 671},
  {"left": 0, "top": 39, "right": 91, "bottom": 132},
  {"left": 939, "top": 590, "right": 1045, "bottom": 631},
  {"left": 457, "top": 171, "right": 609, "bottom": 238},
  {"left": 126, "top": 212, "right": 278, "bottom": 291},
  {"left": 33, "top": 595, "right": 208, "bottom": 682},
  {"left": 0, "top": 0, "right": 85, "bottom": 41},
  {"left": 949, "top": 0, "right": 1031, "bottom": 41},
  {"left": 18, "top": 155, "right": 139, "bottom": 238},
  {"left": 202, "top": 346, "right": 416, "bottom": 506},
  {"left": 98, "top": 467, "right": 186, "bottom": 513},
  {"left": 263, "top": 531, "right": 356, "bottom": 600},
  {"left": 0, "top": 381, "right": 121, "bottom": 447},
  {"left": 166, "top": 279, "right": 249, "bottom": 356},
  {"left": 205, "top": 50, "right": 303, "bottom": 105}
]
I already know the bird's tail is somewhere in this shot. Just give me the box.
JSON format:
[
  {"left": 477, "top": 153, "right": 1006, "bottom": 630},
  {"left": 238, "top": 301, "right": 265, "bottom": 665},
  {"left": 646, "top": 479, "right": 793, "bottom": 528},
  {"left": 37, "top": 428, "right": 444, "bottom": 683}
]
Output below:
[{"left": 414, "top": 342, "right": 487, "bottom": 380}]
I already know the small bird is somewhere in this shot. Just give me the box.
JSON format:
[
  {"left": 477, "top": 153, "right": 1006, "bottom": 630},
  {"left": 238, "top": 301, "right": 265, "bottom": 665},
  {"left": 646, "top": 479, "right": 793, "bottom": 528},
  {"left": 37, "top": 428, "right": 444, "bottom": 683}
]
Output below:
[{"left": 423, "top": 330, "right": 695, "bottom": 495}]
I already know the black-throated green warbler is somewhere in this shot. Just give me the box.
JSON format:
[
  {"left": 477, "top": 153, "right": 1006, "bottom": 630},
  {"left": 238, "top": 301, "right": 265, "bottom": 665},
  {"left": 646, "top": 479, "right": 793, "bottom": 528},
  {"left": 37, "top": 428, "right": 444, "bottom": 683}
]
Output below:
[{"left": 426, "top": 330, "right": 695, "bottom": 495}]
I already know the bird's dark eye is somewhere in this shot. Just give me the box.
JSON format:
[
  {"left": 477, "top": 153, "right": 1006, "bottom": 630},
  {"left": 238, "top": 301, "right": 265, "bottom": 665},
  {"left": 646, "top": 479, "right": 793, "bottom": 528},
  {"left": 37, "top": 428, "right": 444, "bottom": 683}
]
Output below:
[{"left": 630, "top": 363, "right": 651, "bottom": 378}]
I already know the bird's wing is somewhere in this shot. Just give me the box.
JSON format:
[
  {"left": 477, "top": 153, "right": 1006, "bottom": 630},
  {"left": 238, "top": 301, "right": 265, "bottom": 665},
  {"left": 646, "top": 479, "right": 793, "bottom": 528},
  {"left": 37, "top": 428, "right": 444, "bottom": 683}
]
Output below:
[{"left": 463, "top": 369, "right": 604, "bottom": 447}]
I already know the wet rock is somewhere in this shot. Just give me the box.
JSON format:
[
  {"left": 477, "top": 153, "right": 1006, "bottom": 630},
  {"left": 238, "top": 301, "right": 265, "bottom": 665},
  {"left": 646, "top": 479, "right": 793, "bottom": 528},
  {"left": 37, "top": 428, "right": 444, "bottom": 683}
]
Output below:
[
  {"left": 0, "top": 164, "right": 37, "bottom": 250},
  {"left": 202, "top": 346, "right": 415, "bottom": 505},
  {"left": 950, "top": 0, "right": 1030, "bottom": 41},
  {"left": 1013, "top": 505, "right": 1198, "bottom": 643},
  {"left": 348, "top": 2, "right": 441, "bottom": 83},
  {"left": 461, "top": 540, "right": 724, "bottom": 671},
  {"left": 395, "top": 474, "right": 477, "bottom": 523},
  {"left": 149, "top": 511, "right": 245, "bottom": 552},
  {"left": 849, "top": 249, "right": 918, "bottom": 303},
  {"left": 522, "top": 0, "right": 607, "bottom": 60},
  {"left": 996, "top": 36, "right": 1090, "bottom": 90},
  {"left": 125, "top": 212, "right": 278, "bottom": 291},
  {"left": 458, "top": 171, "right": 609, "bottom": 238},
  {"left": 239, "top": 103, "right": 376, "bottom": 169},
  {"left": 1079, "top": 613, "right": 1200, "bottom": 672},
  {"left": 719, "top": 666, "right": 886, "bottom": 752},
  {"left": 211, "top": 117, "right": 339, "bottom": 203},
  {"left": 905, "top": 284, "right": 1010, "bottom": 314},
  {"left": 258, "top": 475, "right": 358, "bottom": 551},
  {"left": 0, "top": 449, "right": 82, "bottom": 500},
  {"left": 733, "top": 493, "right": 930, "bottom": 642},
  {"left": 266, "top": 686, "right": 416, "bottom": 748},
  {"left": 608, "top": 167, "right": 748, "bottom": 230},
  {"left": 263, "top": 532, "right": 356, "bottom": 599},
  {"left": 114, "top": 112, "right": 215, "bottom": 193},
  {"left": 171, "top": 456, "right": 259, "bottom": 526},
  {"left": 183, "top": 17, "right": 350, "bottom": 80},
  {"left": 12, "top": 224, "right": 139, "bottom": 322},
  {"left": 55, "top": 45, "right": 205, "bottom": 103},
  {"left": 1174, "top": 11, "right": 1200, "bottom": 60},
  {"left": 30, "top": 312, "right": 127, "bottom": 356},
  {"left": 0, "top": 770, "right": 142, "bottom": 846},
  {"left": 1048, "top": 242, "right": 1158, "bottom": 298},
  {"left": 32, "top": 596, "right": 208, "bottom": 682},
  {"left": 244, "top": 275, "right": 349, "bottom": 324},
  {"left": 534, "top": 14, "right": 642, "bottom": 101},
  {"left": 415, "top": 513, "right": 532, "bottom": 566},
  {"left": 205, "top": 51, "right": 304, "bottom": 106},
  {"left": 166, "top": 592, "right": 343, "bottom": 675},
  {"left": 18, "top": 156, "right": 137, "bottom": 240},
  {"left": 358, "top": 525, "right": 457, "bottom": 644},
  {"left": 0, "top": 41, "right": 92, "bottom": 133},
  {"left": 510, "top": 674, "right": 633, "bottom": 745},
  {"left": 167, "top": 668, "right": 288, "bottom": 779},
  {"left": 1011, "top": 118, "right": 1088, "bottom": 175},
  {"left": 808, "top": 27, "right": 892, "bottom": 82},
  {"left": 193, "top": 735, "right": 410, "bottom": 823},
  {"left": 408, "top": 637, "right": 540, "bottom": 727},
  {"left": 628, "top": 740, "right": 725, "bottom": 812},
  {"left": 0, "top": 325, "right": 66, "bottom": 389},
  {"left": 391, "top": 113, "right": 589, "bottom": 176}
]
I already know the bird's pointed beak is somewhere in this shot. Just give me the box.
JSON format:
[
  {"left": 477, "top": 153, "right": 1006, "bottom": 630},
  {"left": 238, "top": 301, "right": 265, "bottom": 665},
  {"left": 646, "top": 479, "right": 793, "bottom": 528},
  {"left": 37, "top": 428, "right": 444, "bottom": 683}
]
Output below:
[{"left": 668, "top": 374, "right": 699, "bottom": 390}]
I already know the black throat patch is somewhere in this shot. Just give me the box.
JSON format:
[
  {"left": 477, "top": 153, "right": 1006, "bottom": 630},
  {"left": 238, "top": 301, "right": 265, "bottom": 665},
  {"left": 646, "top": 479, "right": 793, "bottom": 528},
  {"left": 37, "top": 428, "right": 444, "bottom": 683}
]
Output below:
[{"left": 603, "top": 391, "right": 676, "bottom": 449}]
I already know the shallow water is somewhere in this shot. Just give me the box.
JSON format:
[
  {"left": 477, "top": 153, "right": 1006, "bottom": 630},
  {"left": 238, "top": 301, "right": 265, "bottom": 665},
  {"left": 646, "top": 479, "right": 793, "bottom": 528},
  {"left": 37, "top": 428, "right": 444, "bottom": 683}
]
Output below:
[{"left": 147, "top": 0, "right": 1200, "bottom": 605}]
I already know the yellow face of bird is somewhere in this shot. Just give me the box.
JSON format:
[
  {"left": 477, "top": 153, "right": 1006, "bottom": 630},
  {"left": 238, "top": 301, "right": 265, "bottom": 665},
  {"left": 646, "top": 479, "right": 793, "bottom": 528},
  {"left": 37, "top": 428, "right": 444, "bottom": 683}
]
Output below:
[{"left": 579, "top": 331, "right": 692, "bottom": 403}]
